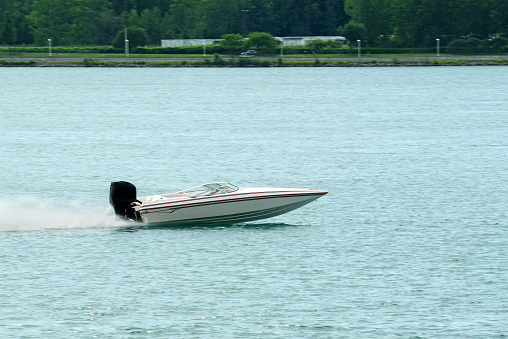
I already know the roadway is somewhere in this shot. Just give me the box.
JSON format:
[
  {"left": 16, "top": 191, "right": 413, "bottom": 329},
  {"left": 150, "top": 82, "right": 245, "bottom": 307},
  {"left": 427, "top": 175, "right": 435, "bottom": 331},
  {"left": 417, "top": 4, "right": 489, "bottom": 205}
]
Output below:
[{"left": 1, "top": 54, "right": 507, "bottom": 64}]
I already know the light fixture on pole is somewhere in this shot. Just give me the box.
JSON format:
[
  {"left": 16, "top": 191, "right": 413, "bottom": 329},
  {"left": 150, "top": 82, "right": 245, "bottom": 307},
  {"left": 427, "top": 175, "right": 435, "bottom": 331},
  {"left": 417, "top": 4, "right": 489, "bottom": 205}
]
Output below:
[
  {"left": 436, "top": 38, "right": 440, "bottom": 56},
  {"left": 48, "top": 39, "right": 52, "bottom": 56},
  {"left": 203, "top": 40, "right": 206, "bottom": 56},
  {"left": 357, "top": 40, "right": 361, "bottom": 57}
]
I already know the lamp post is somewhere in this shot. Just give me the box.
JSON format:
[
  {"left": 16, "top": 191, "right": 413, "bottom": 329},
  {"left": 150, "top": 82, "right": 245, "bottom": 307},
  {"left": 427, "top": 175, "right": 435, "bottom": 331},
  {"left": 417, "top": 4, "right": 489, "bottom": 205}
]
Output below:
[
  {"left": 124, "top": 26, "right": 129, "bottom": 57},
  {"left": 436, "top": 38, "right": 440, "bottom": 56},
  {"left": 280, "top": 38, "right": 284, "bottom": 57},
  {"left": 357, "top": 40, "right": 361, "bottom": 57},
  {"left": 48, "top": 39, "right": 52, "bottom": 56},
  {"left": 241, "top": 10, "right": 249, "bottom": 36},
  {"left": 203, "top": 40, "right": 206, "bottom": 56}
]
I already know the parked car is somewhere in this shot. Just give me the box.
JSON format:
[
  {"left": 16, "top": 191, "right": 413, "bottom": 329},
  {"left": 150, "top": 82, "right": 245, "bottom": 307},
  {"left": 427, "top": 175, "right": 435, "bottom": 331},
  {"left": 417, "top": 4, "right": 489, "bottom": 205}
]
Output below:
[{"left": 240, "top": 50, "right": 257, "bottom": 56}]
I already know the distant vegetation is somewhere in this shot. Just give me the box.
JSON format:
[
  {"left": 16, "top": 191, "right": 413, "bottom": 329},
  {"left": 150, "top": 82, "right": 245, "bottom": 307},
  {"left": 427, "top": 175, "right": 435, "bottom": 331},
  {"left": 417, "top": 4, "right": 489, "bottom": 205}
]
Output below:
[{"left": 1, "top": 0, "right": 507, "bottom": 53}]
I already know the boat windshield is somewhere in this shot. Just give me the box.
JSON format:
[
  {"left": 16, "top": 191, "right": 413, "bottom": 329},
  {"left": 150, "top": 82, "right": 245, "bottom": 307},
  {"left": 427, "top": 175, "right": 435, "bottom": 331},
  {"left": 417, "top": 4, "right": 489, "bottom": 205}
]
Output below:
[{"left": 176, "top": 182, "right": 239, "bottom": 198}]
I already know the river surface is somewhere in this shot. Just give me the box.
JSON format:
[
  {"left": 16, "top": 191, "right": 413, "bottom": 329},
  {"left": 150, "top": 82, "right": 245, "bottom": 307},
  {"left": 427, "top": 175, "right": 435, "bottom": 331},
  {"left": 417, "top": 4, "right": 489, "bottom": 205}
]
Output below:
[{"left": 1, "top": 66, "right": 507, "bottom": 338}]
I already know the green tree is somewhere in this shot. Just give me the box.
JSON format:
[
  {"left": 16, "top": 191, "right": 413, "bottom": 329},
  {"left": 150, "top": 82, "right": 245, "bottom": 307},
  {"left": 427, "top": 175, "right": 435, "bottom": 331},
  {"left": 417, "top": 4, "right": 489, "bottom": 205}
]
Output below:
[
  {"left": 451, "top": 0, "right": 490, "bottom": 38},
  {"left": 112, "top": 26, "right": 148, "bottom": 50},
  {"left": 160, "top": 12, "right": 175, "bottom": 39},
  {"left": 271, "top": 0, "right": 291, "bottom": 36},
  {"left": 29, "top": 0, "right": 69, "bottom": 45},
  {"left": 127, "top": 9, "right": 141, "bottom": 27},
  {"left": 322, "top": 0, "right": 349, "bottom": 35},
  {"left": 68, "top": 0, "right": 115, "bottom": 45},
  {"left": 337, "top": 21, "right": 367, "bottom": 45},
  {"left": 390, "top": 0, "right": 416, "bottom": 47},
  {"left": 169, "top": 0, "right": 205, "bottom": 38},
  {"left": 247, "top": 0, "right": 278, "bottom": 35},
  {"left": 92, "top": 8, "right": 121, "bottom": 45},
  {"left": 9, "top": 0, "right": 35, "bottom": 44},
  {"left": 285, "top": 0, "right": 320, "bottom": 36},
  {"left": 389, "top": 0, "right": 454, "bottom": 47},
  {"left": 489, "top": 0, "right": 508, "bottom": 37},
  {"left": 343, "top": 0, "right": 391, "bottom": 45},
  {"left": 245, "top": 31, "right": 277, "bottom": 53},
  {"left": 1, "top": 10, "right": 18, "bottom": 45},
  {"left": 220, "top": 33, "right": 244, "bottom": 54},
  {"left": 141, "top": 7, "right": 164, "bottom": 45},
  {"left": 29, "top": 0, "right": 112, "bottom": 45},
  {"left": 203, "top": 0, "right": 245, "bottom": 38}
]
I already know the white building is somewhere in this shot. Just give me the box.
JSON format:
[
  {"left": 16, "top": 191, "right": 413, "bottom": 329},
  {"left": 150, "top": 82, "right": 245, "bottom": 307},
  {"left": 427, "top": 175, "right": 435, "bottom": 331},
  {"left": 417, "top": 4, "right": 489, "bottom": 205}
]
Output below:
[
  {"left": 276, "top": 36, "right": 347, "bottom": 46},
  {"left": 161, "top": 36, "right": 346, "bottom": 47},
  {"left": 161, "top": 39, "right": 220, "bottom": 47}
]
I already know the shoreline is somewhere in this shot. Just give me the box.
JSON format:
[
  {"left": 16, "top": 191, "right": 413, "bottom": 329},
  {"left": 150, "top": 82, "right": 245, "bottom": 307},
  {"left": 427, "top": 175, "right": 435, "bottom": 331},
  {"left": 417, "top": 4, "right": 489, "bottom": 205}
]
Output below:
[{"left": 1, "top": 55, "right": 507, "bottom": 67}]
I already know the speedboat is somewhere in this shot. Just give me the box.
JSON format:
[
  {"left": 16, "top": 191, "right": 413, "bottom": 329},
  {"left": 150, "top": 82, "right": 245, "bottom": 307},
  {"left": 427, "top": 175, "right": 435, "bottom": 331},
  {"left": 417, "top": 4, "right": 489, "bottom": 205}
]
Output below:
[{"left": 109, "top": 181, "right": 327, "bottom": 225}]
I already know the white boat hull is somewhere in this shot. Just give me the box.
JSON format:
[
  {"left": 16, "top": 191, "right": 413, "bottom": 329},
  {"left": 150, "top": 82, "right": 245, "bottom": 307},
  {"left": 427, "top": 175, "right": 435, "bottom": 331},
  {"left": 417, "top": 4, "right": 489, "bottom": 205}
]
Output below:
[{"left": 137, "top": 189, "right": 326, "bottom": 225}]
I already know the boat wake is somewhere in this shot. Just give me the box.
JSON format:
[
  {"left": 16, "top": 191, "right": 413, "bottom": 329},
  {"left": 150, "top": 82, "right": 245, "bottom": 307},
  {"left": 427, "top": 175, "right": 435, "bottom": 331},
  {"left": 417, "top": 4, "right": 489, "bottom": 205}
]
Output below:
[{"left": 0, "top": 198, "right": 130, "bottom": 232}]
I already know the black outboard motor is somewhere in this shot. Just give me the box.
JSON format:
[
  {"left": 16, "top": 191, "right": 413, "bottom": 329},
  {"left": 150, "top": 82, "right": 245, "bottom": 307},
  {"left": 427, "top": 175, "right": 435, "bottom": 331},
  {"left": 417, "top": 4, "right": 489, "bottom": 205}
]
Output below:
[{"left": 109, "top": 181, "right": 141, "bottom": 222}]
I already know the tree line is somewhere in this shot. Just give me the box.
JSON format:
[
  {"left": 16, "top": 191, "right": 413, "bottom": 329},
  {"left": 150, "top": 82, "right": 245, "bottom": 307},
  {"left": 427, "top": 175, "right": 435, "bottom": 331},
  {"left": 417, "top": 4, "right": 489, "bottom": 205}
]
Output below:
[{"left": 1, "top": 0, "right": 507, "bottom": 49}]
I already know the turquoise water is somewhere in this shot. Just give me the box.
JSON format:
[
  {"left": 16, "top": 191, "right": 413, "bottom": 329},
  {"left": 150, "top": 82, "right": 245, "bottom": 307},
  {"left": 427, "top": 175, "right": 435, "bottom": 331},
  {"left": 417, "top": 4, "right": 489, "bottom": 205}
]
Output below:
[{"left": 1, "top": 66, "right": 507, "bottom": 338}]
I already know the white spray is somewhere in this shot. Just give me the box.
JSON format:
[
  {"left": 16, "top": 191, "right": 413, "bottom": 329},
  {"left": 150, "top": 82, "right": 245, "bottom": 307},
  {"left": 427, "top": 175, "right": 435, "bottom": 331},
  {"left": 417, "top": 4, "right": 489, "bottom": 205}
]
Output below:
[{"left": 0, "top": 198, "right": 132, "bottom": 232}]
